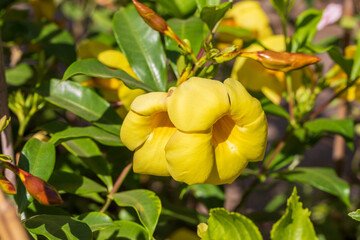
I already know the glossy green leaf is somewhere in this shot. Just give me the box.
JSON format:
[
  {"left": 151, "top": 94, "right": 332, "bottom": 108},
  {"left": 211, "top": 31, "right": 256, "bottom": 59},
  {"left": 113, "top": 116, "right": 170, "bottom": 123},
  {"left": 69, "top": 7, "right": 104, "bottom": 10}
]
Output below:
[
  {"left": 48, "top": 171, "right": 107, "bottom": 195},
  {"left": 25, "top": 215, "right": 92, "bottom": 240},
  {"left": 200, "top": 2, "right": 232, "bottom": 30},
  {"left": 157, "top": 0, "right": 197, "bottom": 18},
  {"left": 304, "top": 118, "right": 354, "bottom": 150},
  {"left": 198, "top": 208, "right": 262, "bottom": 240},
  {"left": 76, "top": 212, "right": 113, "bottom": 232},
  {"left": 290, "top": 9, "right": 322, "bottom": 52},
  {"left": 5, "top": 63, "right": 33, "bottom": 86},
  {"left": 260, "top": 97, "right": 289, "bottom": 119},
  {"left": 327, "top": 46, "right": 353, "bottom": 77},
  {"left": 113, "top": 189, "right": 161, "bottom": 237},
  {"left": 62, "top": 59, "right": 153, "bottom": 92},
  {"left": 195, "top": 0, "right": 221, "bottom": 11},
  {"left": 270, "top": 188, "right": 317, "bottom": 240},
  {"left": 217, "top": 25, "right": 253, "bottom": 39},
  {"left": 62, "top": 138, "right": 112, "bottom": 190},
  {"left": 96, "top": 220, "right": 149, "bottom": 240},
  {"left": 275, "top": 167, "right": 350, "bottom": 206},
  {"left": 49, "top": 126, "right": 123, "bottom": 147},
  {"left": 113, "top": 5, "right": 167, "bottom": 91},
  {"left": 37, "top": 22, "right": 76, "bottom": 65},
  {"left": 16, "top": 138, "right": 56, "bottom": 212},
  {"left": 348, "top": 209, "right": 360, "bottom": 222},
  {"left": 37, "top": 78, "right": 122, "bottom": 135},
  {"left": 166, "top": 17, "right": 206, "bottom": 77},
  {"left": 350, "top": 39, "right": 360, "bottom": 81}
]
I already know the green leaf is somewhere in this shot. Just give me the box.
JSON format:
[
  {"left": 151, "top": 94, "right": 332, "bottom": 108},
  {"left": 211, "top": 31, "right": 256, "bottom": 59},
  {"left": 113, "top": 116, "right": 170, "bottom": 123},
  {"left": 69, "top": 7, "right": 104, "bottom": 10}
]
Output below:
[
  {"left": 49, "top": 126, "right": 122, "bottom": 147},
  {"left": 165, "top": 17, "right": 206, "bottom": 77},
  {"left": 350, "top": 39, "right": 360, "bottom": 81},
  {"left": 37, "top": 22, "right": 76, "bottom": 65},
  {"left": 269, "top": 0, "right": 295, "bottom": 22},
  {"left": 96, "top": 220, "right": 149, "bottom": 240},
  {"left": 182, "top": 184, "right": 225, "bottom": 209},
  {"left": 113, "top": 5, "right": 167, "bottom": 91},
  {"left": 37, "top": 78, "right": 122, "bottom": 135},
  {"left": 113, "top": 189, "right": 161, "bottom": 237},
  {"left": 76, "top": 212, "right": 113, "bottom": 232},
  {"left": 157, "top": 0, "right": 197, "bottom": 18},
  {"left": 327, "top": 46, "right": 353, "bottom": 77},
  {"left": 304, "top": 118, "right": 354, "bottom": 150},
  {"left": 198, "top": 208, "right": 262, "bottom": 240},
  {"left": 275, "top": 167, "right": 350, "bottom": 206},
  {"left": 25, "top": 215, "right": 92, "bottom": 240},
  {"left": 5, "top": 63, "right": 33, "bottom": 86},
  {"left": 62, "top": 138, "right": 112, "bottom": 190},
  {"left": 62, "top": 59, "right": 153, "bottom": 92},
  {"left": 195, "top": 0, "right": 221, "bottom": 11},
  {"left": 260, "top": 97, "right": 289, "bottom": 119},
  {"left": 200, "top": 2, "right": 232, "bottom": 30},
  {"left": 348, "top": 209, "right": 360, "bottom": 222},
  {"left": 48, "top": 171, "right": 107, "bottom": 195},
  {"left": 16, "top": 138, "right": 56, "bottom": 212},
  {"left": 270, "top": 188, "right": 317, "bottom": 240},
  {"left": 290, "top": 9, "right": 322, "bottom": 52},
  {"left": 217, "top": 25, "right": 253, "bottom": 39}
]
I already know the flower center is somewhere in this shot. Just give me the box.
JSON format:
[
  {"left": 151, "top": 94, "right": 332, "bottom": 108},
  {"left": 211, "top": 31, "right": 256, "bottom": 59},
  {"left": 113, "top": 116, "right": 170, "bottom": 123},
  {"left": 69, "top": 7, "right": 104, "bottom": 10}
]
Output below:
[{"left": 212, "top": 114, "right": 236, "bottom": 146}]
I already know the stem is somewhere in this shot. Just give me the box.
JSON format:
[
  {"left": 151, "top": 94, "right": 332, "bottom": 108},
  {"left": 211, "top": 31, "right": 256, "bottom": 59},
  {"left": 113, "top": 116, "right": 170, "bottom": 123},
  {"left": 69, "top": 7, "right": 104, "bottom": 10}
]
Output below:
[
  {"left": 0, "top": 31, "right": 16, "bottom": 187},
  {"left": 333, "top": 100, "right": 347, "bottom": 175},
  {"left": 100, "top": 162, "right": 132, "bottom": 213},
  {"left": 285, "top": 73, "right": 296, "bottom": 125}
]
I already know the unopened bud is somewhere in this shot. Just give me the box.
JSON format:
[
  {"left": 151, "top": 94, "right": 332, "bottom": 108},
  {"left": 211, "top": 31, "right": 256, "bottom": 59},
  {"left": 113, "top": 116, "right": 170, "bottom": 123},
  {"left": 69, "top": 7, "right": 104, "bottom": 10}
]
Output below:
[
  {"left": 241, "top": 50, "right": 321, "bottom": 72},
  {"left": 212, "top": 44, "right": 243, "bottom": 63},
  {"left": 17, "top": 169, "right": 63, "bottom": 205},
  {"left": 0, "top": 176, "right": 16, "bottom": 194},
  {"left": 132, "top": 0, "right": 168, "bottom": 33},
  {"left": 0, "top": 116, "right": 10, "bottom": 132}
]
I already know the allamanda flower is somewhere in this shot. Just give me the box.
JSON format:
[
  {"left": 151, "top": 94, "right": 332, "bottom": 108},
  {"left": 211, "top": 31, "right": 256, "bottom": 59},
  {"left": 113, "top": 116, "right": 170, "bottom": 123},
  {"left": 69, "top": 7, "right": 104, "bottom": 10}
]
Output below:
[{"left": 120, "top": 77, "right": 267, "bottom": 185}]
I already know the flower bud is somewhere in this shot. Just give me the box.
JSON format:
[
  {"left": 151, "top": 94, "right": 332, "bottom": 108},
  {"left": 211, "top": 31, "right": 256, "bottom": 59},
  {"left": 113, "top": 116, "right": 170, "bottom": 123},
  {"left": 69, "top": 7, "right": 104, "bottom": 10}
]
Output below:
[
  {"left": 0, "top": 116, "right": 11, "bottom": 133},
  {"left": 0, "top": 176, "right": 16, "bottom": 195},
  {"left": 17, "top": 169, "right": 63, "bottom": 205},
  {"left": 212, "top": 44, "right": 243, "bottom": 63},
  {"left": 132, "top": 0, "right": 168, "bottom": 33},
  {"left": 241, "top": 50, "right": 321, "bottom": 72}
]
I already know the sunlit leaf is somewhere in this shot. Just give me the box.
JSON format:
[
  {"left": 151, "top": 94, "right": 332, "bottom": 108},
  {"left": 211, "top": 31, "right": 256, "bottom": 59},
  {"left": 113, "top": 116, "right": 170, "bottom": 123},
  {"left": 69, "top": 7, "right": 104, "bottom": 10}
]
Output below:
[
  {"left": 96, "top": 220, "right": 149, "bottom": 240},
  {"left": 113, "top": 189, "right": 161, "bottom": 237},
  {"left": 200, "top": 2, "right": 232, "bottom": 30},
  {"left": 76, "top": 212, "right": 113, "bottom": 232},
  {"left": 198, "top": 208, "right": 262, "bottom": 240},
  {"left": 113, "top": 5, "right": 167, "bottom": 91},
  {"left": 348, "top": 209, "right": 360, "bottom": 222},
  {"left": 270, "top": 188, "right": 317, "bottom": 240}
]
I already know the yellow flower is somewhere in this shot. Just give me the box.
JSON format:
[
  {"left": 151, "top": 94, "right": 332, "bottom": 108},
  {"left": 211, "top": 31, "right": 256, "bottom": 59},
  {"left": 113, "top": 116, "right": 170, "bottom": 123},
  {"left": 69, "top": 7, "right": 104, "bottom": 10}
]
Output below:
[
  {"left": 120, "top": 77, "right": 267, "bottom": 185},
  {"left": 218, "top": 1, "right": 273, "bottom": 47},
  {"left": 327, "top": 45, "right": 360, "bottom": 102},
  {"left": 30, "top": 0, "right": 55, "bottom": 21},
  {"left": 231, "top": 35, "right": 311, "bottom": 104},
  {"left": 77, "top": 40, "right": 145, "bottom": 116}
]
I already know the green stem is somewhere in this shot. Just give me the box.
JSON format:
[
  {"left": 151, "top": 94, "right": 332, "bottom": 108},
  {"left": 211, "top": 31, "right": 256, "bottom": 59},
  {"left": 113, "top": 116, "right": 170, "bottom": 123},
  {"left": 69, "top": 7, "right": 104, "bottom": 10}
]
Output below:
[
  {"left": 100, "top": 162, "right": 132, "bottom": 213},
  {"left": 286, "top": 73, "right": 296, "bottom": 125}
]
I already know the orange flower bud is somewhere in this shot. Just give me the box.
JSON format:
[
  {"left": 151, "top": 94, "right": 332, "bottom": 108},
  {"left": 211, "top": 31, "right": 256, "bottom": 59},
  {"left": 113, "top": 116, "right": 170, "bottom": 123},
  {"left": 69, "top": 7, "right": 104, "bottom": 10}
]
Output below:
[
  {"left": 2, "top": 162, "right": 62, "bottom": 205},
  {"left": 0, "top": 176, "right": 16, "bottom": 195},
  {"left": 241, "top": 50, "right": 321, "bottom": 72},
  {"left": 17, "top": 169, "right": 63, "bottom": 205},
  {"left": 132, "top": 0, "right": 168, "bottom": 33}
]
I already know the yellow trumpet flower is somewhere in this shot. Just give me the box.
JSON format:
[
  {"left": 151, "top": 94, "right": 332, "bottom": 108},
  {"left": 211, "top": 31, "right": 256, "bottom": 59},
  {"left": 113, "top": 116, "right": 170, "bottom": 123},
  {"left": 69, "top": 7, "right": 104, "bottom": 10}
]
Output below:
[{"left": 121, "top": 77, "right": 267, "bottom": 185}]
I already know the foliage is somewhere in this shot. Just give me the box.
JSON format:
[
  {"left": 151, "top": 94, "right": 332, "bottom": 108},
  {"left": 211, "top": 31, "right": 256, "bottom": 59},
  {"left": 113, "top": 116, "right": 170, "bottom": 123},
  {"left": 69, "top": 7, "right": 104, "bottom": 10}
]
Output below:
[{"left": 0, "top": 0, "right": 360, "bottom": 239}]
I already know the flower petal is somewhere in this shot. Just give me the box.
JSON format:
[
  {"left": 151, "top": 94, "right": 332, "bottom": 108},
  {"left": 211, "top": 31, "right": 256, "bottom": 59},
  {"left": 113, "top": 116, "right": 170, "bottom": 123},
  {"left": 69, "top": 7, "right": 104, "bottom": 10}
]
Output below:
[
  {"left": 224, "top": 78, "right": 267, "bottom": 126},
  {"left": 120, "top": 92, "right": 168, "bottom": 150},
  {"left": 167, "top": 77, "right": 229, "bottom": 132},
  {"left": 77, "top": 40, "right": 112, "bottom": 59},
  {"left": 133, "top": 112, "right": 175, "bottom": 176},
  {"left": 131, "top": 92, "right": 168, "bottom": 115},
  {"left": 118, "top": 82, "right": 146, "bottom": 110},
  {"left": 98, "top": 50, "right": 138, "bottom": 79},
  {"left": 165, "top": 131, "right": 214, "bottom": 185}
]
